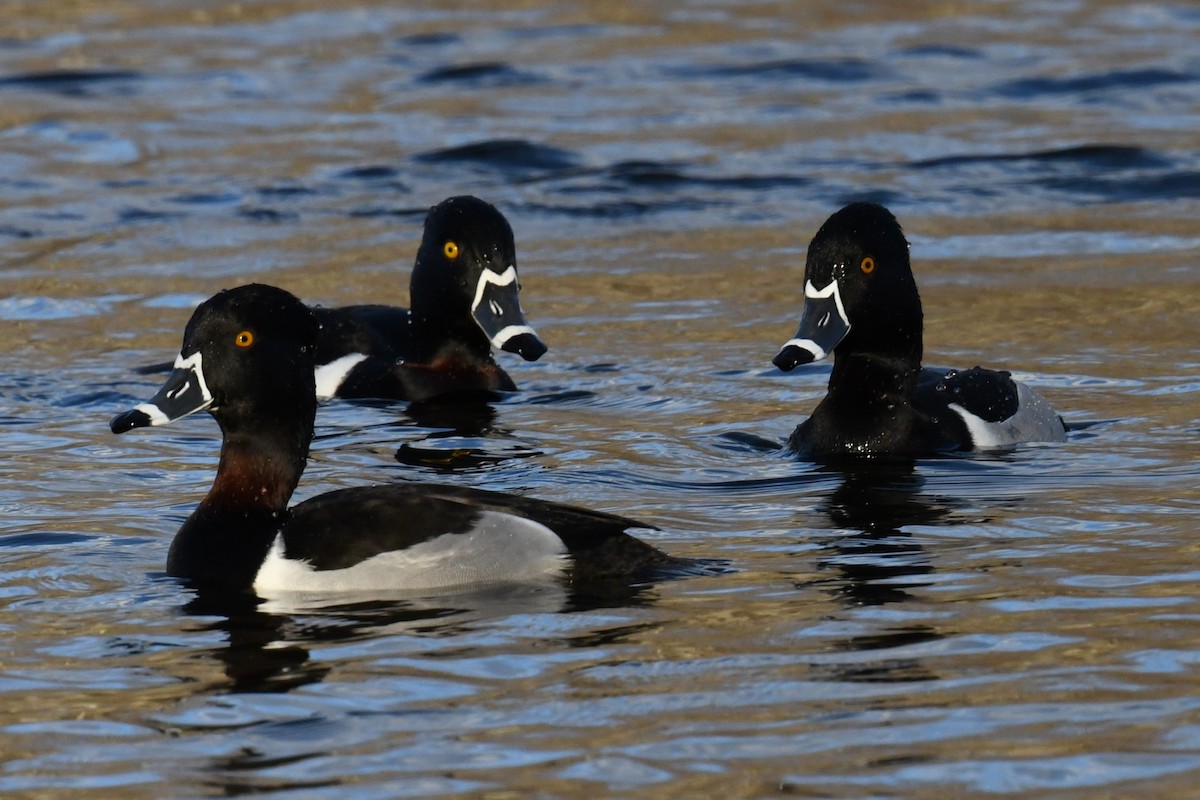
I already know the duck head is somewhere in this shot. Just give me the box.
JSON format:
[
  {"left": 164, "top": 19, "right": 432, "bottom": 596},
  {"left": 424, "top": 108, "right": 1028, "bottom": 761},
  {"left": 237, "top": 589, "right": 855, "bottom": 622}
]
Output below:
[
  {"left": 410, "top": 195, "right": 547, "bottom": 362},
  {"left": 111, "top": 284, "right": 320, "bottom": 438},
  {"left": 773, "top": 202, "right": 921, "bottom": 371}
]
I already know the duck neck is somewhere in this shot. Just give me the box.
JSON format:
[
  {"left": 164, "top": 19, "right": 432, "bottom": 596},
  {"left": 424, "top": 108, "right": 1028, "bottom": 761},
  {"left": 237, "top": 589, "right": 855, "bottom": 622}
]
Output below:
[
  {"left": 167, "top": 414, "right": 312, "bottom": 587},
  {"left": 409, "top": 267, "right": 492, "bottom": 364},
  {"left": 410, "top": 324, "right": 480, "bottom": 366},
  {"left": 410, "top": 303, "right": 491, "bottom": 365},
  {"left": 812, "top": 329, "right": 925, "bottom": 454},
  {"left": 829, "top": 306, "right": 924, "bottom": 405},
  {"left": 827, "top": 351, "right": 921, "bottom": 411},
  {"left": 203, "top": 430, "right": 308, "bottom": 515}
]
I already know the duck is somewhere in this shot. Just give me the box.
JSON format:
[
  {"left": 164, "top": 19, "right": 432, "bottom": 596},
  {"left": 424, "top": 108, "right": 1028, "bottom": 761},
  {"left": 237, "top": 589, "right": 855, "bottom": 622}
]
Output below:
[
  {"left": 110, "top": 283, "right": 681, "bottom": 594},
  {"left": 772, "top": 202, "right": 1067, "bottom": 458},
  {"left": 311, "top": 195, "right": 547, "bottom": 401}
]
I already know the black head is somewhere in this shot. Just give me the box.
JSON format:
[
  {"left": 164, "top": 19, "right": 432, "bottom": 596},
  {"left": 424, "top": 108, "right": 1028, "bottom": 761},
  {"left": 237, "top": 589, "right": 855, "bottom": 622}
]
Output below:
[
  {"left": 773, "top": 202, "right": 922, "bottom": 370},
  {"left": 410, "top": 195, "right": 547, "bottom": 361},
  {"left": 111, "top": 284, "right": 320, "bottom": 436}
]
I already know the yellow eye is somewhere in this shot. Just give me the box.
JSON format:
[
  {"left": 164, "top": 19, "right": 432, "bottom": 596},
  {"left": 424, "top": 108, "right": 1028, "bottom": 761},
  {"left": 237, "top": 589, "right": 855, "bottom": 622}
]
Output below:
[
  {"left": 235, "top": 330, "right": 254, "bottom": 348},
  {"left": 443, "top": 240, "right": 460, "bottom": 260},
  {"left": 860, "top": 256, "right": 876, "bottom": 274}
]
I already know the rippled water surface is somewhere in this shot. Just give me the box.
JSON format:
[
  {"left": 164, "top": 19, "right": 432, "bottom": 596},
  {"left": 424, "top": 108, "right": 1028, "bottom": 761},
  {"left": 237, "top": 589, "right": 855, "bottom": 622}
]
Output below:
[{"left": 3, "top": 1, "right": 1200, "bottom": 797}]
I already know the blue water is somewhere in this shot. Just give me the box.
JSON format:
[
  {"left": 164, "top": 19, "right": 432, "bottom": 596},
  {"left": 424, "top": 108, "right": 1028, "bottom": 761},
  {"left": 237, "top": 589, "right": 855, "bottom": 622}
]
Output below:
[{"left": 2, "top": 1, "right": 1200, "bottom": 797}]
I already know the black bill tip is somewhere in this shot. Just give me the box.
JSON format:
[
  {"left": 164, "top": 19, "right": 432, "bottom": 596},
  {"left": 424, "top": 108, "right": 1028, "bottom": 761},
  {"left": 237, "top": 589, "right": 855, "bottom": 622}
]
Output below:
[
  {"left": 772, "top": 345, "right": 816, "bottom": 372},
  {"left": 110, "top": 408, "right": 152, "bottom": 434},
  {"left": 502, "top": 332, "right": 548, "bottom": 362}
]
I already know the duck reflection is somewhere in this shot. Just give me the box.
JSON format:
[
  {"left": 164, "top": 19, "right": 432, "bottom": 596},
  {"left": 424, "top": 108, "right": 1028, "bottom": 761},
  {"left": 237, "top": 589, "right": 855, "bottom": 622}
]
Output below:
[
  {"left": 394, "top": 398, "right": 544, "bottom": 471},
  {"left": 815, "top": 462, "right": 942, "bottom": 606},
  {"left": 403, "top": 395, "right": 502, "bottom": 435},
  {"left": 804, "top": 461, "right": 953, "bottom": 683},
  {"left": 179, "top": 573, "right": 667, "bottom": 695},
  {"left": 181, "top": 593, "right": 330, "bottom": 693},
  {"left": 185, "top": 579, "right": 670, "bottom": 796}
]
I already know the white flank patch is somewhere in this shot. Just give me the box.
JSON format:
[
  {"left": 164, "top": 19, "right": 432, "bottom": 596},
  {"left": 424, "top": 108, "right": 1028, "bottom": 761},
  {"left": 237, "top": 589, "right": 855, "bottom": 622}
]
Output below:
[
  {"left": 949, "top": 382, "right": 1067, "bottom": 448},
  {"left": 946, "top": 402, "right": 1001, "bottom": 448},
  {"left": 253, "top": 509, "right": 569, "bottom": 594},
  {"left": 313, "top": 353, "right": 368, "bottom": 400}
]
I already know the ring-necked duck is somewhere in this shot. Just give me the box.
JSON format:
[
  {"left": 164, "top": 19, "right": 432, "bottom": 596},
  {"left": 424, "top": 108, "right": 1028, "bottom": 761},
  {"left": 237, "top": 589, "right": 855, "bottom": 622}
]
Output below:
[
  {"left": 111, "top": 284, "right": 679, "bottom": 594},
  {"left": 312, "top": 195, "right": 547, "bottom": 401},
  {"left": 772, "top": 202, "right": 1067, "bottom": 458}
]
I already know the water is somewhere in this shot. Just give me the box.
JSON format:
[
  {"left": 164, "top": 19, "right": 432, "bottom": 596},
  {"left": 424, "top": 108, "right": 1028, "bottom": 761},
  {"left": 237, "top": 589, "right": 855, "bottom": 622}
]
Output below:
[{"left": 2, "top": 1, "right": 1199, "bottom": 796}]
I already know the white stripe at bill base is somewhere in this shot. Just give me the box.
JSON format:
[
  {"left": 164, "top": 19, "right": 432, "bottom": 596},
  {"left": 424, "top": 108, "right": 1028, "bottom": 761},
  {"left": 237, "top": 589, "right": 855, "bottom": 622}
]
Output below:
[
  {"left": 133, "top": 402, "right": 172, "bottom": 426},
  {"left": 778, "top": 338, "right": 827, "bottom": 362},
  {"left": 490, "top": 324, "right": 538, "bottom": 349}
]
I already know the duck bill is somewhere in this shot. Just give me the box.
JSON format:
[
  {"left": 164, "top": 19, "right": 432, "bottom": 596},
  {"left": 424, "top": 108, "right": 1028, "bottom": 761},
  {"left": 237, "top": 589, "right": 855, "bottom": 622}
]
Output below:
[
  {"left": 110, "top": 351, "right": 214, "bottom": 434},
  {"left": 772, "top": 279, "right": 851, "bottom": 371},
  {"left": 471, "top": 265, "right": 548, "bottom": 362}
]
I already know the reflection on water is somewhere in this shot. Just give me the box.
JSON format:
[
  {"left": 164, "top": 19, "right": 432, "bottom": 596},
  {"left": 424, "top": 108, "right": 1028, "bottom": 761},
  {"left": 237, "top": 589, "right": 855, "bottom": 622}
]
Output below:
[
  {"left": 184, "top": 586, "right": 543, "bottom": 695},
  {"left": 814, "top": 465, "right": 940, "bottom": 607},
  {"left": 803, "top": 465, "right": 944, "bottom": 683},
  {"left": 177, "top": 557, "right": 674, "bottom": 696},
  {"left": 393, "top": 398, "right": 545, "bottom": 470},
  {"left": 2, "top": 0, "right": 1200, "bottom": 797}
]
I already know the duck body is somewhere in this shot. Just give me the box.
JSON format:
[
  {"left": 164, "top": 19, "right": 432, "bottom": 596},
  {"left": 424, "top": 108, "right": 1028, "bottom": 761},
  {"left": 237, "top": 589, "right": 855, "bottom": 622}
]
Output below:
[
  {"left": 311, "top": 195, "right": 546, "bottom": 402},
  {"left": 112, "top": 284, "right": 675, "bottom": 595},
  {"left": 774, "top": 202, "right": 1066, "bottom": 459},
  {"left": 168, "top": 482, "right": 666, "bottom": 594},
  {"left": 311, "top": 304, "right": 518, "bottom": 402}
]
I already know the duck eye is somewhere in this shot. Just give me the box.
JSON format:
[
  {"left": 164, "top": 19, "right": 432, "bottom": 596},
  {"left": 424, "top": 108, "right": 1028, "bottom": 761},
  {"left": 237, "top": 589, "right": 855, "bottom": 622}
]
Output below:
[
  {"left": 235, "top": 330, "right": 254, "bottom": 348},
  {"left": 860, "top": 256, "right": 876, "bottom": 274},
  {"left": 443, "top": 240, "right": 460, "bottom": 260}
]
